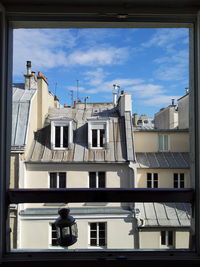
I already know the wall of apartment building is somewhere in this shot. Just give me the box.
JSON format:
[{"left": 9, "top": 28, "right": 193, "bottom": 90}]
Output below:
[
  {"left": 134, "top": 131, "right": 189, "bottom": 152},
  {"left": 19, "top": 216, "right": 134, "bottom": 249},
  {"left": 139, "top": 229, "right": 189, "bottom": 249},
  {"left": 154, "top": 106, "right": 178, "bottom": 129},
  {"left": 136, "top": 168, "right": 190, "bottom": 188},
  {"left": 25, "top": 163, "right": 130, "bottom": 188},
  {"left": 178, "top": 94, "right": 189, "bottom": 129}
]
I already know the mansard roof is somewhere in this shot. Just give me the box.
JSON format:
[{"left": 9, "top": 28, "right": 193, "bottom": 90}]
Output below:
[
  {"left": 136, "top": 152, "right": 190, "bottom": 168},
  {"left": 27, "top": 105, "right": 135, "bottom": 163},
  {"left": 12, "top": 85, "right": 36, "bottom": 150}
]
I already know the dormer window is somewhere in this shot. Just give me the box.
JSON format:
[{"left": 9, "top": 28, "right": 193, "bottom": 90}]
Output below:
[
  {"left": 87, "top": 120, "right": 109, "bottom": 149},
  {"left": 51, "top": 120, "right": 73, "bottom": 149}
]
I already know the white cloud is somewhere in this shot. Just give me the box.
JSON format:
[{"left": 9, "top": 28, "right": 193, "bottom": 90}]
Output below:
[
  {"left": 141, "top": 95, "right": 181, "bottom": 107},
  {"left": 66, "top": 47, "right": 128, "bottom": 66},
  {"left": 142, "top": 28, "right": 188, "bottom": 49},
  {"left": 13, "top": 29, "right": 129, "bottom": 76}
]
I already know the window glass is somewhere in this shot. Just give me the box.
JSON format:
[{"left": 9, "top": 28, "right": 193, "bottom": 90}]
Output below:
[
  {"left": 63, "top": 126, "right": 68, "bottom": 148},
  {"left": 55, "top": 126, "right": 61, "bottom": 148}
]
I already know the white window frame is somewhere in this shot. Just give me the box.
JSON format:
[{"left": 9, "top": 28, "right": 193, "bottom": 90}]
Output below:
[
  {"left": 87, "top": 120, "right": 109, "bottom": 149},
  {"left": 158, "top": 134, "right": 170, "bottom": 152},
  {"left": 147, "top": 173, "right": 158, "bottom": 188},
  {"left": 160, "top": 230, "right": 175, "bottom": 249},
  {"left": 88, "top": 222, "right": 107, "bottom": 249},
  {"left": 0, "top": 3, "right": 200, "bottom": 265},
  {"left": 51, "top": 120, "right": 73, "bottom": 150},
  {"left": 88, "top": 172, "right": 106, "bottom": 188},
  {"left": 48, "top": 172, "right": 66, "bottom": 188},
  {"left": 49, "top": 223, "right": 63, "bottom": 249},
  {"left": 174, "top": 173, "right": 185, "bottom": 188}
]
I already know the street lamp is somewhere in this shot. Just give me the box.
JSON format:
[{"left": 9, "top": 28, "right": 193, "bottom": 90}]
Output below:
[{"left": 55, "top": 208, "right": 78, "bottom": 247}]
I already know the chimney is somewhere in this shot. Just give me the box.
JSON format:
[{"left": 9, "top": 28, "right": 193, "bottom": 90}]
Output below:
[
  {"left": 171, "top": 99, "right": 175, "bottom": 106},
  {"left": 24, "top": 61, "right": 37, "bottom": 90},
  {"left": 113, "top": 84, "right": 120, "bottom": 106}
]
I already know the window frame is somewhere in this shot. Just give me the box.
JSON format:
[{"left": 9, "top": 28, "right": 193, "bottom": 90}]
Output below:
[
  {"left": 88, "top": 222, "right": 107, "bottom": 249},
  {"left": 51, "top": 120, "right": 73, "bottom": 150},
  {"left": 158, "top": 134, "right": 170, "bottom": 152},
  {"left": 174, "top": 173, "right": 185, "bottom": 188},
  {"left": 0, "top": 4, "right": 200, "bottom": 265},
  {"left": 147, "top": 173, "right": 158, "bottom": 188},
  {"left": 87, "top": 120, "right": 109, "bottom": 149},
  {"left": 49, "top": 172, "right": 66, "bottom": 189},
  {"left": 89, "top": 171, "right": 106, "bottom": 188},
  {"left": 160, "top": 230, "right": 175, "bottom": 249}
]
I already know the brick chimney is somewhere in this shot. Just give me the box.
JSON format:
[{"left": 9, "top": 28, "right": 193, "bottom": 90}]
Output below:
[{"left": 24, "top": 61, "right": 37, "bottom": 90}]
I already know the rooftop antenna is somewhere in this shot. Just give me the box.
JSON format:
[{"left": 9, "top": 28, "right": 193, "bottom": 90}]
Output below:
[
  {"left": 70, "top": 90, "right": 74, "bottom": 107},
  {"left": 76, "top": 80, "right": 79, "bottom": 102}
]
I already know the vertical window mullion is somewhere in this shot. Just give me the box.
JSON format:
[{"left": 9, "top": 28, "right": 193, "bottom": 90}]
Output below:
[
  {"left": 60, "top": 126, "right": 63, "bottom": 148},
  {"left": 97, "top": 129, "right": 100, "bottom": 147}
]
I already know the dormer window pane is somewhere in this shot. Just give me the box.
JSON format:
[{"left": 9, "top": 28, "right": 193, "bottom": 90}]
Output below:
[
  {"left": 63, "top": 126, "right": 68, "bottom": 148},
  {"left": 100, "top": 129, "right": 105, "bottom": 147},
  {"left": 92, "top": 130, "right": 98, "bottom": 147},
  {"left": 55, "top": 126, "right": 61, "bottom": 148}
]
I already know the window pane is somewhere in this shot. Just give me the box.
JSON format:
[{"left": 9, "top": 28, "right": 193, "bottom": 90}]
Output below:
[
  {"left": 168, "top": 231, "right": 173, "bottom": 246},
  {"left": 98, "top": 172, "right": 105, "bottom": 188},
  {"left": 63, "top": 126, "right": 68, "bottom": 148},
  {"left": 161, "top": 231, "right": 166, "bottom": 245},
  {"left": 50, "top": 173, "right": 57, "bottom": 188},
  {"left": 59, "top": 172, "right": 66, "bottom": 188},
  {"left": 99, "top": 223, "right": 105, "bottom": 230},
  {"left": 55, "top": 126, "right": 60, "bottom": 147},
  {"left": 90, "top": 239, "right": 97, "bottom": 246},
  {"left": 158, "top": 135, "right": 163, "bottom": 151},
  {"left": 147, "top": 173, "right": 152, "bottom": 188},
  {"left": 100, "top": 129, "right": 105, "bottom": 147},
  {"left": 174, "top": 173, "right": 178, "bottom": 188},
  {"left": 90, "top": 223, "right": 97, "bottom": 230},
  {"left": 99, "top": 238, "right": 106, "bottom": 246},
  {"left": 154, "top": 173, "right": 158, "bottom": 188},
  {"left": 180, "top": 173, "right": 185, "bottom": 188},
  {"left": 164, "top": 135, "right": 168, "bottom": 150},
  {"left": 89, "top": 172, "right": 96, "bottom": 188},
  {"left": 92, "top": 129, "right": 97, "bottom": 147}
]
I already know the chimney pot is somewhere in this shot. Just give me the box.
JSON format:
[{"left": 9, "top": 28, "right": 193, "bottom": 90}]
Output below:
[{"left": 26, "top": 61, "right": 32, "bottom": 75}]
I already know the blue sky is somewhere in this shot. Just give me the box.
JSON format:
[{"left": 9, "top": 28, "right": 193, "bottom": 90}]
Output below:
[{"left": 13, "top": 28, "right": 189, "bottom": 117}]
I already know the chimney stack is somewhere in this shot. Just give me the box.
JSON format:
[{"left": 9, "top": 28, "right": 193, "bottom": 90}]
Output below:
[{"left": 24, "top": 61, "right": 37, "bottom": 90}]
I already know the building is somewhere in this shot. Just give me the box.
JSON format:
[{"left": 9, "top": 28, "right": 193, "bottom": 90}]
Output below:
[
  {"left": 133, "top": 96, "right": 190, "bottom": 249},
  {"left": 11, "top": 66, "right": 191, "bottom": 250},
  {"left": 10, "top": 61, "right": 60, "bottom": 248}
]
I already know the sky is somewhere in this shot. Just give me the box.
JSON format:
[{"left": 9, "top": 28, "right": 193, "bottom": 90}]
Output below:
[{"left": 13, "top": 28, "right": 189, "bottom": 117}]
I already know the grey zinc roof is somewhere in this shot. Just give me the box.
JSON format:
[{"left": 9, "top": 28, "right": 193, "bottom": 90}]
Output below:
[
  {"left": 12, "top": 86, "right": 36, "bottom": 150},
  {"left": 136, "top": 152, "right": 190, "bottom": 168},
  {"left": 28, "top": 105, "right": 134, "bottom": 163},
  {"left": 135, "top": 202, "right": 191, "bottom": 228}
]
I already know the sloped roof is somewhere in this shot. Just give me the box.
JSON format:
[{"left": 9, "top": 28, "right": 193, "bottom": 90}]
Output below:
[
  {"left": 136, "top": 152, "right": 190, "bottom": 168},
  {"left": 135, "top": 202, "right": 191, "bottom": 228},
  {"left": 12, "top": 86, "right": 36, "bottom": 150},
  {"left": 28, "top": 105, "right": 135, "bottom": 163}
]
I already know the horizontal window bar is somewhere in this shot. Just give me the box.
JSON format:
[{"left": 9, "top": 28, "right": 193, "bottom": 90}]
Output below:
[{"left": 8, "top": 188, "right": 194, "bottom": 204}]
